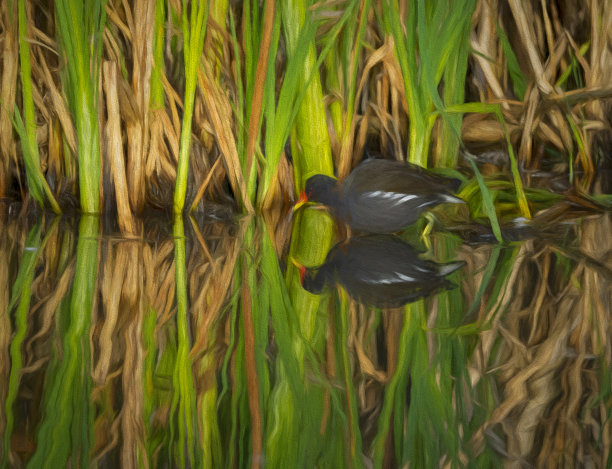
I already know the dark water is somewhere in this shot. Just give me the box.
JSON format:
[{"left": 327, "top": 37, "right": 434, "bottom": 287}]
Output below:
[{"left": 0, "top": 207, "right": 610, "bottom": 468}]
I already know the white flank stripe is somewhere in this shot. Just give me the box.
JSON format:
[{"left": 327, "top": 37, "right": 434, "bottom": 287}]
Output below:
[
  {"left": 376, "top": 272, "right": 417, "bottom": 284},
  {"left": 363, "top": 191, "right": 418, "bottom": 207}
]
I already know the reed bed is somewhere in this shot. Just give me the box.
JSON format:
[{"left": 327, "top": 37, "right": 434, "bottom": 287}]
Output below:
[
  {"left": 0, "top": 0, "right": 609, "bottom": 215},
  {"left": 1, "top": 0, "right": 611, "bottom": 467}
]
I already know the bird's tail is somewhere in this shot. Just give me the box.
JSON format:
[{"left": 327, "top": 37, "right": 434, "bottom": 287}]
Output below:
[
  {"left": 437, "top": 260, "right": 465, "bottom": 277},
  {"left": 440, "top": 194, "right": 465, "bottom": 205}
]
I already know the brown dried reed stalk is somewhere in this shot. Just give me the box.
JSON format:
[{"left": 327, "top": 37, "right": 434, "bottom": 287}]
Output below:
[
  {"left": 468, "top": 0, "right": 612, "bottom": 193},
  {"left": 0, "top": 1, "right": 19, "bottom": 197}
]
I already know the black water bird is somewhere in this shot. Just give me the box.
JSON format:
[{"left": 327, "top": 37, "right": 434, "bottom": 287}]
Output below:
[
  {"left": 295, "top": 158, "right": 463, "bottom": 233},
  {"left": 295, "top": 235, "right": 464, "bottom": 307}
]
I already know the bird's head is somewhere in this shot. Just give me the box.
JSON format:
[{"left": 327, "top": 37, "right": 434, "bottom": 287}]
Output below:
[{"left": 294, "top": 174, "right": 339, "bottom": 211}]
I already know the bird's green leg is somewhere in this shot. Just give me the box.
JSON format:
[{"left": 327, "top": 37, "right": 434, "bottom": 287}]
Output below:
[{"left": 420, "top": 212, "right": 436, "bottom": 254}]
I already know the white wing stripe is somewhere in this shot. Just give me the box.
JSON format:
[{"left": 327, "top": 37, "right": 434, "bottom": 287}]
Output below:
[
  {"left": 363, "top": 191, "right": 418, "bottom": 207},
  {"left": 364, "top": 272, "right": 417, "bottom": 284}
]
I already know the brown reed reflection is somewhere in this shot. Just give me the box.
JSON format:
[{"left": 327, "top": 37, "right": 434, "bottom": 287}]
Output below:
[{"left": 470, "top": 213, "right": 612, "bottom": 466}]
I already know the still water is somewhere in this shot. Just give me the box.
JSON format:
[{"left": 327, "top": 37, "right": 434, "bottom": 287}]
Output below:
[{"left": 0, "top": 206, "right": 610, "bottom": 468}]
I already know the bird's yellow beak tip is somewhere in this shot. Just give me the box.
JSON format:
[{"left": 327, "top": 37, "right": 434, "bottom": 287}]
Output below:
[{"left": 293, "top": 190, "right": 308, "bottom": 211}]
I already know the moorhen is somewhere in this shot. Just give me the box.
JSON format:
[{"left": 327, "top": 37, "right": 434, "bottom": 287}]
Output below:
[
  {"left": 295, "top": 158, "right": 463, "bottom": 233},
  {"left": 294, "top": 234, "right": 464, "bottom": 307}
]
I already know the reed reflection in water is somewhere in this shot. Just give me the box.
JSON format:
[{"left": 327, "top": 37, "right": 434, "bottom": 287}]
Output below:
[{"left": 0, "top": 209, "right": 610, "bottom": 468}]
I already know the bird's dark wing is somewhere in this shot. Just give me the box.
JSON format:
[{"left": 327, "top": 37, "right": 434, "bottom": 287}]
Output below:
[
  {"left": 344, "top": 193, "right": 420, "bottom": 232},
  {"left": 343, "top": 159, "right": 459, "bottom": 196}
]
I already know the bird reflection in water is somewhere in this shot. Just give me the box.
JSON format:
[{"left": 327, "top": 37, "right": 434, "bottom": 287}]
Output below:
[{"left": 294, "top": 235, "right": 464, "bottom": 308}]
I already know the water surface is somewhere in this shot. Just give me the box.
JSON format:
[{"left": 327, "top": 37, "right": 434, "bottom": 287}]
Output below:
[{"left": 0, "top": 207, "right": 610, "bottom": 468}]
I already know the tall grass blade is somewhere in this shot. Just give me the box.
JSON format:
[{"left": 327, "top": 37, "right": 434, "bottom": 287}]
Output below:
[
  {"left": 445, "top": 102, "right": 531, "bottom": 219},
  {"left": 16, "top": 0, "right": 60, "bottom": 212},
  {"left": 54, "top": 0, "right": 106, "bottom": 213},
  {"left": 498, "top": 113, "right": 531, "bottom": 219},
  {"left": 467, "top": 158, "right": 503, "bottom": 243},
  {"left": 173, "top": 1, "right": 209, "bottom": 214},
  {"left": 259, "top": 10, "right": 328, "bottom": 204},
  {"left": 435, "top": 8, "right": 472, "bottom": 168},
  {"left": 150, "top": 0, "right": 166, "bottom": 110},
  {"left": 245, "top": 0, "right": 274, "bottom": 199},
  {"left": 259, "top": 1, "right": 356, "bottom": 206},
  {"left": 383, "top": 0, "right": 476, "bottom": 167},
  {"left": 497, "top": 25, "right": 527, "bottom": 100},
  {"left": 332, "top": 0, "right": 370, "bottom": 176}
]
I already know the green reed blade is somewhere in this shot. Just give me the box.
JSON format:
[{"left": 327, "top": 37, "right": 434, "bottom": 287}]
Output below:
[
  {"left": 330, "top": 0, "right": 369, "bottom": 154},
  {"left": 369, "top": 295, "right": 464, "bottom": 466},
  {"left": 556, "top": 41, "right": 589, "bottom": 88},
  {"left": 228, "top": 8, "right": 246, "bottom": 172},
  {"left": 467, "top": 158, "right": 503, "bottom": 243},
  {"left": 263, "top": 241, "right": 309, "bottom": 465},
  {"left": 436, "top": 10, "right": 472, "bottom": 168},
  {"left": 54, "top": 0, "right": 106, "bottom": 213},
  {"left": 154, "top": 323, "right": 178, "bottom": 464},
  {"left": 12, "top": 110, "right": 59, "bottom": 212},
  {"left": 225, "top": 295, "right": 248, "bottom": 467},
  {"left": 497, "top": 24, "right": 527, "bottom": 100},
  {"left": 259, "top": 1, "right": 355, "bottom": 205},
  {"left": 502, "top": 141, "right": 531, "bottom": 220},
  {"left": 150, "top": 0, "right": 166, "bottom": 109},
  {"left": 429, "top": 235, "right": 475, "bottom": 464},
  {"left": 383, "top": 0, "right": 476, "bottom": 167},
  {"left": 173, "top": 1, "right": 209, "bottom": 214},
  {"left": 260, "top": 10, "right": 322, "bottom": 201},
  {"left": 566, "top": 114, "right": 588, "bottom": 187},
  {"left": 16, "top": 0, "right": 60, "bottom": 213},
  {"left": 401, "top": 309, "right": 456, "bottom": 466}
]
